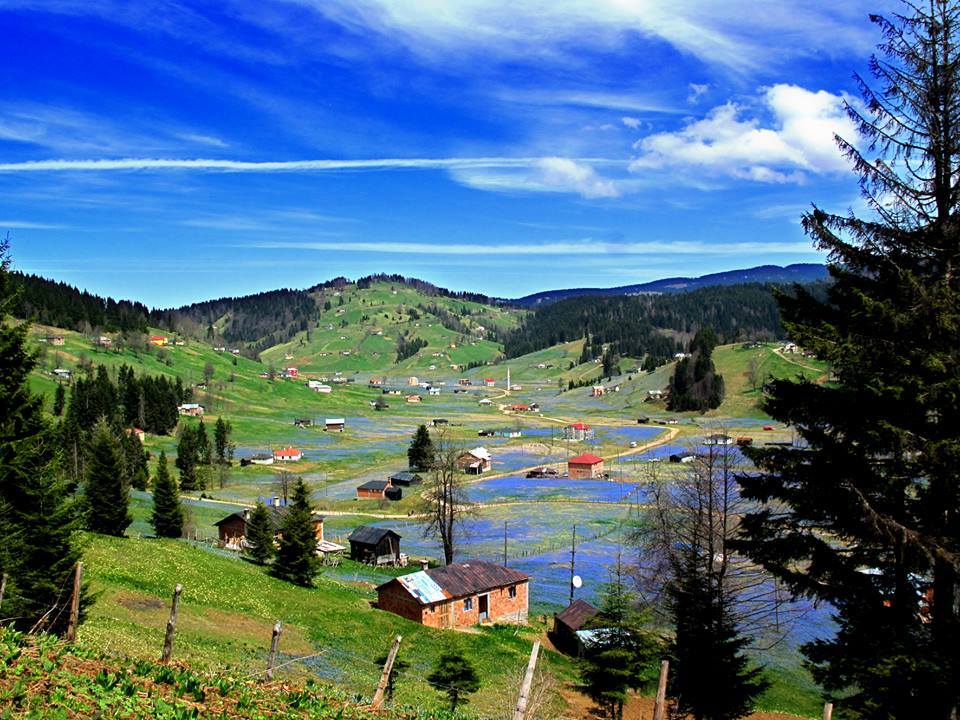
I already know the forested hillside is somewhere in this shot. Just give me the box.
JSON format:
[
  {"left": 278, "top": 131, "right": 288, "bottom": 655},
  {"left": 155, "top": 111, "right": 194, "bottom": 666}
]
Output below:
[
  {"left": 504, "top": 283, "right": 793, "bottom": 362},
  {"left": 12, "top": 272, "right": 151, "bottom": 333}
]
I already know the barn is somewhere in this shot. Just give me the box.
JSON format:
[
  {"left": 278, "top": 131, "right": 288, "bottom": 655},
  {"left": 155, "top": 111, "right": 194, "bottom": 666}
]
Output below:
[
  {"left": 457, "top": 447, "right": 492, "bottom": 474},
  {"left": 550, "top": 599, "right": 599, "bottom": 656},
  {"left": 348, "top": 526, "right": 402, "bottom": 564},
  {"left": 567, "top": 453, "right": 605, "bottom": 479},
  {"left": 376, "top": 561, "right": 529, "bottom": 628},
  {"left": 356, "top": 479, "right": 402, "bottom": 501},
  {"left": 213, "top": 506, "right": 341, "bottom": 554}
]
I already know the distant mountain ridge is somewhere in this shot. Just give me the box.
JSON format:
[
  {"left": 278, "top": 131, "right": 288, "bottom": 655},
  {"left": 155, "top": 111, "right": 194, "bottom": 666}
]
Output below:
[{"left": 511, "top": 263, "right": 829, "bottom": 306}]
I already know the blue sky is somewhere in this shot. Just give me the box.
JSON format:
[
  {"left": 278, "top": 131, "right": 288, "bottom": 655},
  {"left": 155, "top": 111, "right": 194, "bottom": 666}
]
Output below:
[{"left": 1, "top": 0, "right": 891, "bottom": 306}]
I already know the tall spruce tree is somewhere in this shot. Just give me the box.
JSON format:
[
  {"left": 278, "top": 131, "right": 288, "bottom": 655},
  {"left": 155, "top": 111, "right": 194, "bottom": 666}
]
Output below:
[
  {"left": 244, "top": 501, "right": 275, "bottom": 565},
  {"left": 151, "top": 451, "right": 183, "bottom": 538},
  {"left": 735, "top": 4, "right": 960, "bottom": 718},
  {"left": 0, "top": 238, "right": 87, "bottom": 635},
  {"left": 84, "top": 418, "right": 132, "bottom": 537},
  {"left": 271, "top": 478, "right": 320, "bottom": 586},
  {"left": 407, "top": 424, "right": 435, "bottom": 471},
  {"left": 52, "top": 382, "right": 65, "bottom": 416},
  {"left": 175, "top": 424, "right": 199, "bottom": 492},
  {"left": 214, "top": 416, "right": 230, "bottom": 464}
]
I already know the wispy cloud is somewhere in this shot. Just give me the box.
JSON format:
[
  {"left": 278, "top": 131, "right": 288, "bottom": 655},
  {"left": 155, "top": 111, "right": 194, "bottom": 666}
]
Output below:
[
  {"left": 0, "top": 220, "right": 69, "bottom": 230},
  {"left": 246, "top": 238, "right": 814, "bottom": 256}
]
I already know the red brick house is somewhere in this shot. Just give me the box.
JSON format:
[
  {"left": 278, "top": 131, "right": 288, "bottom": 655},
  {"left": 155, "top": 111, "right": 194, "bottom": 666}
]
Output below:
[
  {"left": 568, "top": 453, "right": 605, "bottom": 479},
  {"left": 376, "top": 561, "right": 529, "bottom": 628}
]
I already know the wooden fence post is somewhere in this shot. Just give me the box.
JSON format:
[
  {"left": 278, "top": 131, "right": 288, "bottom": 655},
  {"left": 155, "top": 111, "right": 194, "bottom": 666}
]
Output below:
[
  {"left": 371, "top": 634, "right": 402, "bottom": 710},
  {"left": 512, "top": 640, "right": 540, "bottom": 720},
  {"left": 823, "top": 702, "right": 834, "bottom": 720},
  {"left": 160, "top": 584, "right": 182, "bottom": 663},
  {"left": 0, "top": 572, "right": 7, "bottom": 613},
  {"left": 652, "top": 659, "right": 669, "bottom": 720},
  {"left": 265, "top": 620, "right": 283, "bottom": 681},
  {"left": 66, "top": 562, "right": 83, "bottom": 643}
]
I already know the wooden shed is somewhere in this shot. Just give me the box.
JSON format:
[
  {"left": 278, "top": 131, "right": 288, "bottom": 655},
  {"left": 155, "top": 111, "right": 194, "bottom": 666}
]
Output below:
[
  {"left": 348, "top": 526, "right": 402, "bottom": 564},
  {"left": 550, "top": 599, "right": 599, "bottom": 656}
]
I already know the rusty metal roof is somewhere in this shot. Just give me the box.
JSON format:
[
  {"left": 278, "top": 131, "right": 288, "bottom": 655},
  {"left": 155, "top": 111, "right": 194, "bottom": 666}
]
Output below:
[
  {"left": 555, "top": 599, "right": 599, "bottom": 631},
  {"left": 378, "top": 561, "right": 528, "bottom": 603}
]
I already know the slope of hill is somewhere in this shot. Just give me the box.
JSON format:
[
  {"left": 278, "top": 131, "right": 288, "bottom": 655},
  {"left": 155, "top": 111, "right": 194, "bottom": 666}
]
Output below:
[{"left": 512, "top": 263, "right": 828, "bottom": 306}]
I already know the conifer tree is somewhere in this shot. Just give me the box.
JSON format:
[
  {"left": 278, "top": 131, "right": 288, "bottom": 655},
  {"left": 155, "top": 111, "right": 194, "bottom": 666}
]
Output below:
[
  {"left": 735, "top": 4, "right": 960, "bottom": 717},
  {"left": 579, "top": 557, "right": 661, "bottom": 720},
  {"left": 84, "top": 418, "right": 131, "bottom": 536},
  {"left": 52, "top": 382, "right": 65, "bottom": 416},
  {"left": 175, "top": 424, "right": 199, "bottom": 492},
  {"left": 0, "top": 238, "right": 87, "bottom": 635},
  {"left": 244, "top": 501, "right": 275, "bottom": 565},
  {"left": 151, "top": 451, "right": 183, "bottom": 538},
  {"left": 214, "top": 416, "right": 231, "bottom": 464},
  {"left": 271, "top": 478, "right": 320, "bottom": 586},
  {"left": 427, "top": 646, "right": 480, "bottom": 713},
  {"left": 407, "top": 424, "right": 435, "bottom": 471}
]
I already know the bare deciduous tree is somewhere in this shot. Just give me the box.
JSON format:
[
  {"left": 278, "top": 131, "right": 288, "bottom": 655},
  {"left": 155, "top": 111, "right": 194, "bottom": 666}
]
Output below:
[{"left": 421, "top": 429, "right": 473, "bottom": 565}]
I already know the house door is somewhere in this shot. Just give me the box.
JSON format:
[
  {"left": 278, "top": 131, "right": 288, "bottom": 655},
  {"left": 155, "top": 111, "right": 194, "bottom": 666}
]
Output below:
[{"left": 478, "top": 594, "right": 489, "bottom": 622}]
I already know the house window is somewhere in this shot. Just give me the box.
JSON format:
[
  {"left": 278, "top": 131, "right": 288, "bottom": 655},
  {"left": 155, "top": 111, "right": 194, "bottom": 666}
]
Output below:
[
  {"left": 508, "top": 586, "right": 517, "bottom": 599},
  {"left": 464, "top": 597, "right": 473, "bottom": 611}
]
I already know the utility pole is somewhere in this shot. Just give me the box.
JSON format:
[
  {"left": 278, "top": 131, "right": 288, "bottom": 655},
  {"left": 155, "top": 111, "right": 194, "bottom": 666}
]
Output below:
[
  {"left": 569, "top": 524, "right": 577, "bottom": 606},
  {"left": 503, "top": 520, "right": 508, "bottom": 566}
]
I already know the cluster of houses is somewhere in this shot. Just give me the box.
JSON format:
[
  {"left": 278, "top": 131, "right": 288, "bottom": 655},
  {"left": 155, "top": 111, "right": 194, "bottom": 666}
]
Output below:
[{"left": 355, "top": 470, "right": 423, "bottom": 501}]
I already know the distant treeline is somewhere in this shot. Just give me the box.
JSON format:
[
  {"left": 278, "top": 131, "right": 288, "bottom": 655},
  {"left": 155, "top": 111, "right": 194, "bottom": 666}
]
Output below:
[
  {"left": 12, "top": 273, "right": 151, "bottom": 333},
  {"left": 353, "top": 273, "right": 504, "bottom": 306},
  {"left": 504, "top": 284, "right": 795, "bottom": 362}
]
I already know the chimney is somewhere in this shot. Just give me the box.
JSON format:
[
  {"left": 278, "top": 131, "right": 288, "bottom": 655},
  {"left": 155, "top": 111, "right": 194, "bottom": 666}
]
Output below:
[{"left": 420, "top": 559, "right": 430, "bottom": 571}]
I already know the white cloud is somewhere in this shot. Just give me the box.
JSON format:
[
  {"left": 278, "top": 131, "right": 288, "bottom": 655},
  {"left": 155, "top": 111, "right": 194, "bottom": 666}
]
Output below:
[
  {"left": 621, "top": 116, "right": 641, "bottom": 129},
  {"left": 629, "top": 84, "right": 859, "bottom": 183},
  {"left": 0, "top": 220, "right": 69, "bottom": 230},
  {"left": 176, "top": 133, "right": 230, "bottom": 148},
  {"left": 449, "top": 157, "right": 619, "bottom": 199}
]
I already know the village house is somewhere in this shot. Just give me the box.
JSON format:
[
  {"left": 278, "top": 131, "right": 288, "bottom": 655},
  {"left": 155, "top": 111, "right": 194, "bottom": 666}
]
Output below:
[
  {"left": 348, "top": 526, "right": 402, "bottom": 564},
  {"left": 669, "top": 452, "right": 696, "bottom": 464},
  {"left": 457, "top": 447, "right": 492, "bottom": 474},
  {"left": 356, "top": 478, "right": 402, "bottom": 501},
  {"left": 484, "top": 378, "right": 495, "bottom": 387},
  {"left": 407, "top": 376, "right": 419, "bottom": 386},
  {"left": 150, "top": 335, "right": 168, "bottom": 347},
  {"left": 550, "top": 599, "right": 600, "bottom": 657},
  {"left": 48, "top": 335, "right": 65, "bottom": 346},
  {"left": 406, "top": 394, "right": 422, "bottom": 404},
  {"left": 563, "top": 422, "right": 594, "bottom": 441},
  {"left": 368, "top": 378, "right": 384, "bottom": 386},
  {"left": 428, "top": 387, "right": 441, "bottom": 396},
  {"left": 388, "top": 471, "right": 422, "bottom": 486},
  {"left": 431, "top": 418, "right": 448, "bottom": 427},
  {"left": 273, "top": 447, "right": 303, "bottom": 463},
  {"left": 230, "top": 349, "right": 241, "bottom": 355},
  {"left": 308, "top": 380, "right": 332, "bottom": 393},
  {"left": 177, "top": 403, "right": 204, "bottom": 417},
  {"left": 124, "top": 427, "right": 145, "bottom": 443},
  {"left": 478, "top": 398, "right": 493, "bottom": 406},
  {"left": 282, "top": 367, "right": 299, "bottom": 379},
  {"left": 781, "top": 342, "right": 799, "bottom": 354},
  {"left": 458, "top": 378, "right": 471, "bottom": 386},
  {"left": 293, "top": 418, "right": 312, "bottom": 428},
  {"left": 510, "top": 404, "right": 530, "bottom": 412},
  {"left": 703, "top": 433, "right": 735, "bottom": 446},
  {"left": 647, "top": 389, "right": 665, "bottom": 400},
  {"left": 248, "top": 453, "right": 274, "bottom": 465},
  {"left": 376, "top": 561, "right": 529, "bottom": 628},
  {"left": 94, "top": 335, "right": 113, "bottom": 348},
  {"left": 213, "top": 505, "right": 343, "bottom": 555},
  {"left": 52, "top": 368, "right": 72, "bottom": 380},
  {"left": 324, "top": 418, "right": 345, "bottom": 432},
  {"left": 568, "top": 453, "right": 605, "bottom": 479},
  {"left": 213, "top": 346, "right": 226, "bottom": 352},
  {"left": 591, "top": 385, "right": 606, "bottom": 397},
  {"left": 674, "top": 352, "right": 692, "bottom": 360}
]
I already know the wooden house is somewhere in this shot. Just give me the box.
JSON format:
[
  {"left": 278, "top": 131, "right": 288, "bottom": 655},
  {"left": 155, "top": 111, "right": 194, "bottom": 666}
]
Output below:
[
  {"left": 124, "top": 427, "right": 145, "bottom": 443},
  {"left": 457, "top": 447, "right": 492, "bottom": 474},
  {"left": 376, "top": 561, "right": 529, "bottom": 628},
  {"left": 406, "top": 394, "right": 422, "bottom": 404},
  {"left": 551, "top": 599, "right": 599, "bottom": 656},
  {"left": 150, "top": 335, "right": 168, "bottom": 347},
  {"left": 591, "top": 385, "right": 606, "bottom": 397},
  {"left": 388, "top": 471, "right": 422, "bottom": 486},
  {"left": 214, "top": 505, "right": 340, "bottom": 554},
  {"left": 48, "top": 335, "right": 65, "bottom": 346},
  {"left": 356, "top": 478, "right": 402, "bottom": 501},
  {"left": 324, "top": 418, "right": 345, "bottom": 432},
  {"left": 568, "top": 453, "right": 605, "bottom": 479},
  {"left": 177, "top": 403, "right": 204, "bottom": 417},
  {"left": 348, "top": 526, "right": 402, "bottom": 564}
]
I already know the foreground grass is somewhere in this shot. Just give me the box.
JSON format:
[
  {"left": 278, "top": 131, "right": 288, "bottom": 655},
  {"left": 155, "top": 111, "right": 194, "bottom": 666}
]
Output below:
[
  {"left": 0, "top": 628, "right": 466, "bottom": 719},
  {"left": 79, "top": 534, "right": 573, "bottom": 718}
]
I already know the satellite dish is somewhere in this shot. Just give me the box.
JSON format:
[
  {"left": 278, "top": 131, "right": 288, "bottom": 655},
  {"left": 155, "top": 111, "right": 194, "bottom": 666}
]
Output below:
[{"left": 572, "top": 575, "right": 583, "bottom": 589}]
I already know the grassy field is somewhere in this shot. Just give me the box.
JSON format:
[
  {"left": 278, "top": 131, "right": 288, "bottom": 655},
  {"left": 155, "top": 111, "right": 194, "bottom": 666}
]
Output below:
[{"left": 78, "top": 533, "right": 574, "bottom": 718}]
